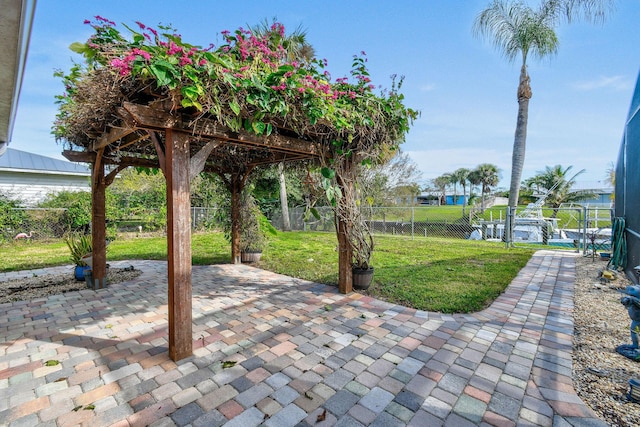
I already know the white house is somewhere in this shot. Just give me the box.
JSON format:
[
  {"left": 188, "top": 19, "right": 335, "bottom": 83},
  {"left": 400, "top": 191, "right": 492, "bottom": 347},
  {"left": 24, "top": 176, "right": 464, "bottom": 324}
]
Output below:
[{"left": 0, "top": 148, "right": 90, "bottom": 205}]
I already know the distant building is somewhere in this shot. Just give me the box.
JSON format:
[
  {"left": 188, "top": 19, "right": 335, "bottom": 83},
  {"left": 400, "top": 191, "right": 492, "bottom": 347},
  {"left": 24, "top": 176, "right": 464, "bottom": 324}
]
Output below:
[
  {"left": 0, "top": 148, "right": 90, "bottom": 205},
  {"left": 570, "top": 181, "right": 613, "bottom": 207},
  {"left": 416, "top": 193, "right": 469, "bottom": 206}
]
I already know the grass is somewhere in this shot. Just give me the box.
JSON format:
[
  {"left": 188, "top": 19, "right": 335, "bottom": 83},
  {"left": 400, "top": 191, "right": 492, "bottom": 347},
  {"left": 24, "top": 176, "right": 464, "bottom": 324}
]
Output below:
[{"left": 1, "top": 231, "right": 535, "bottom": 313}]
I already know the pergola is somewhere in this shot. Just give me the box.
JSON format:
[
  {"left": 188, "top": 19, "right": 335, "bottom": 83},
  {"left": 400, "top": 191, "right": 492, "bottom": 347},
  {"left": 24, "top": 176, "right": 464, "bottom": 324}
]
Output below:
[
  {"left": 57, "top": 18, "right": 415, "bottom": 361},
  {"left": 62, "top": 99, "right": 340, "bottom": 361}
]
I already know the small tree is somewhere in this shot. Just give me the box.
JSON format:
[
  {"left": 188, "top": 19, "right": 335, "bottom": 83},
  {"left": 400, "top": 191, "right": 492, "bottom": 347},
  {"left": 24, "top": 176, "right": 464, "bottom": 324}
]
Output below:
[{"left": 523, "top": 164, "right": 596, "bottom": 216}]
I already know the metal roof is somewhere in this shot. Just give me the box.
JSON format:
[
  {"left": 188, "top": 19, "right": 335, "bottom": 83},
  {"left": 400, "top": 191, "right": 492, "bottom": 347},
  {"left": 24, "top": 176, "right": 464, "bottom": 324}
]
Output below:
[
  {"left": 0, "top": 147, "right": 89, "bottom": 175},
  {"left": 0, "top": 0, "right": 37, "bottom": 155}
]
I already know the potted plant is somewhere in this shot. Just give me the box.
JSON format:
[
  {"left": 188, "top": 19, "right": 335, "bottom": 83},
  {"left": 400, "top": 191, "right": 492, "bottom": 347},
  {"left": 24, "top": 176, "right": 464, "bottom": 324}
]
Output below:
[
  {"left": 239, "top": 194, "right": 277, "bottom": 263},
  {"left": 64, "top": 233, "right": 93, "bottom": 280},
  {"left": 219, "top": 191, "right": 277, "bottom": 263},
  {"left": 350, "top": 215, "right": 375, "bottom": 290}
]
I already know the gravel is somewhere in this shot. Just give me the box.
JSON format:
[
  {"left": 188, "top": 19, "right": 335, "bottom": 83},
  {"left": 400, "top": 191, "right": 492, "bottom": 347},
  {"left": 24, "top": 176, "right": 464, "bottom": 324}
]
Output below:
[
  {"left": 0, "top": 267, "right": 142, "bottom": 304},
  {"left": 1, "top": 254, "right": 639, "bottom": 424},
  {"left": 573, "top": 254, "right": 640, "bottom": 426}
]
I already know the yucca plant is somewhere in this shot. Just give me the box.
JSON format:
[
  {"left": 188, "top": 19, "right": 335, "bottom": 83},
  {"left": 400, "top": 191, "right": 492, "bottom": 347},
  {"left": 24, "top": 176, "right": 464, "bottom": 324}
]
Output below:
[{"left": 64, "top": 233, "right": 92, "bottom": 266}]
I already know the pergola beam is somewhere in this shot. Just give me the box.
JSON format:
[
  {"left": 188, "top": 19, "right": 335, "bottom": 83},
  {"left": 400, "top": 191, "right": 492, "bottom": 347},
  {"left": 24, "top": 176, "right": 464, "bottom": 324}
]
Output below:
[{"left": 123, "top": 102, "right": 323, "bottom": 157}]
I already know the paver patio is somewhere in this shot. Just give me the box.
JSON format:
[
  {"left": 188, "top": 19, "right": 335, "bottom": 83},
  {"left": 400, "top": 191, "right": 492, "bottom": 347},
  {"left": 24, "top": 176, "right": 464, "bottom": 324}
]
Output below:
[{"left": 0, "top": 250, "right": 606, "bottom": 426}]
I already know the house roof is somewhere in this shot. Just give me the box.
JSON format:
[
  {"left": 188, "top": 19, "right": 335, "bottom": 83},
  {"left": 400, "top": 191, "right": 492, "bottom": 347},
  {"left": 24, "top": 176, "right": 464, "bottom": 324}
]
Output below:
[
  {"left": 0, "top": 147, "right": 90, "bottom": 175},
  {"left": 0, "top": 0, "right": 37, "bottom": 155}
]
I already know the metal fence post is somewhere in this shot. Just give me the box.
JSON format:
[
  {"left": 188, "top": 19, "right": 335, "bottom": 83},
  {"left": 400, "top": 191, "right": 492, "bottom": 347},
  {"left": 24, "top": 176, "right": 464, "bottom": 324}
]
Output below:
[
  {"left": 582, "top": 206, "right": 588, "bottom": 255},
  {"left": 411, "top": 206, "right": 415, "bottom": 240}
]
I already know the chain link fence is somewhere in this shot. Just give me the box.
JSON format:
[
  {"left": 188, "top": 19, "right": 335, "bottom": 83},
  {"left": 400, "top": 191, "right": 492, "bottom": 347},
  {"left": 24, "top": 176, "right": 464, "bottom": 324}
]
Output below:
[
  {"left": 1, "top": 206, "right": 223, "bottom": 243},
  {"left": 273, "top": 205, "right": 612, "bottom": 253},
  {"left": 3, "top": 203, "right": 612, "bottom": 254}
]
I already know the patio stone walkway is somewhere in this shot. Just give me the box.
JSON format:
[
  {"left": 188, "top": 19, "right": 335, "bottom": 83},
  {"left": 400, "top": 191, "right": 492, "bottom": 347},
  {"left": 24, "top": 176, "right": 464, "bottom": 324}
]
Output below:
[{"left": 0, "top": 250, "right": 607, "bottom": 426}]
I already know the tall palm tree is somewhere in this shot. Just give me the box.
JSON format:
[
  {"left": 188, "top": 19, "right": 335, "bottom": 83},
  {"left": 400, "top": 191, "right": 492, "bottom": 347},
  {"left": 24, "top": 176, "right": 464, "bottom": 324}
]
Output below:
[
  {"left": 473, "top": 0, "right": 614, "bottom": 238},
  {"left": 471, "top": 163, "right": 500, "bottom": 213}
]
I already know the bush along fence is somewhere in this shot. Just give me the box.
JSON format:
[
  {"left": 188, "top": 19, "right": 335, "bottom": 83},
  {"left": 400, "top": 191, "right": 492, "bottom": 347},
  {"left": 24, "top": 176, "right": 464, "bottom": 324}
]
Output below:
[{"left": 1, "top": 206, "right": 222, "bottom": 242}]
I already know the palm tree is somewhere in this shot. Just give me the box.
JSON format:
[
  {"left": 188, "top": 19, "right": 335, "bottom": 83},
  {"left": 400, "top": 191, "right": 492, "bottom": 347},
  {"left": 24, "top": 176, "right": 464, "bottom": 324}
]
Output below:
[
  {"left": 523, "top": 164, "right": 596, "bottom": 216},
  {"left": 432, "top": 174, "right": 451, "bottom": 205},
  {"left": 471, "top": 163, "right": 500, "bottom": 213},
  {"left": 452, "top": 168, "right": 471, "bottom": 213},
  {"left": 473, "top": 0, "right": 614, "bottom": 238}
]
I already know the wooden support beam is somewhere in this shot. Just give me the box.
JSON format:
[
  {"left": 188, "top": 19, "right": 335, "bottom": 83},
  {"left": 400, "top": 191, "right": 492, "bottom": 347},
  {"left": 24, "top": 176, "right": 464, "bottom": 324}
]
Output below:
[
  {"left": 122, "top": 101, "right": 323, "bottom": 157},
  {"left": 336, "top": 161, "right": 356, "bottom": 294},
  {"left": 63, "top": 150, "right": 159, "bottom": 169},
  {"left": 149, "top": 131, "right": 167, "bottom": 177},
  {"left": 165, "top": 128, "right": 193, "bottom": 361},
  {"left": 230, "top": 174, "right": 242, "bottom": 265},
  {"left": 189, "top": 139, "right": 221, "bottom": 180},
  {"left": 91, "top": 151, "right": 107, "bottom": 290},
  {"left": 93, "top": 126, "right": 138, "bottom": 151}
]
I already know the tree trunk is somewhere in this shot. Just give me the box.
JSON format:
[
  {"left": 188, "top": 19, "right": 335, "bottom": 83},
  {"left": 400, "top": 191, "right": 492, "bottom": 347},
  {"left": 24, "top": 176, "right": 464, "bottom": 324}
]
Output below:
[
  {"left": 506, "top": 64, "right": 532, "bottom": 243},
  {"left": 278, "top": 162, "right": 291, "bottom": 231}
]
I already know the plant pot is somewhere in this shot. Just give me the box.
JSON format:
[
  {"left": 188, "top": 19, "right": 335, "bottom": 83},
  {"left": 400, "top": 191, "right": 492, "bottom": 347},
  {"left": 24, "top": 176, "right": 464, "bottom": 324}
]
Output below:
[
  {"left": 629, "top": 378, "right": 640, "bottom": 403},
  {"left": 74, "top": 265, "right": 90, "bottom": 281},
  {"left": 352, "top": 266, "right": 374, "bottom": 290},
  {"left": 241, "top": 251, "right": 262, "bottom": 263},
  {"left": 83, "top": 269, "right": 93, "bottom": 288}
]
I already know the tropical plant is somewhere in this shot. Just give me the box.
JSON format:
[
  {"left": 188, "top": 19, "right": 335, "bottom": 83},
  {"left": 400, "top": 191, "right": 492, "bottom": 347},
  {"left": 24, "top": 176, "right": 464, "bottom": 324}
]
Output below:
[
  {"left": 473, "top": 0, "right": 614, "bottom": 235},
  {"left": 432, "top": 174, "right": 451, "bottom": 205},
  {"left": 64, "top": 233, "right": 93, "bottom": 266},
  {"left": 239, "top": 192, "right": 277, "bottom": 252},
  {"left": 469, "top": 163, "right": 500, "bottom": 213},
  {"left": 249, "top": 19, "right": 316, "bottom": 231},
  {"left": 522, "top": 164, "right": 596, "bottom": 216},
  {"left": 453, "top": 168, "right": 471, "bottom": 213},
  {"left": 218, "top": 189, "right": 277, "bottom": 253}
]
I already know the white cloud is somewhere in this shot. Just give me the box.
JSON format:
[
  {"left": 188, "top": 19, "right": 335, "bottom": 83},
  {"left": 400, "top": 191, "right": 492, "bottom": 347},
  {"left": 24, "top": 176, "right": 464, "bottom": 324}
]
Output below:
[{"left": 572, "top": 75, "right": 634, "bottom": 92}]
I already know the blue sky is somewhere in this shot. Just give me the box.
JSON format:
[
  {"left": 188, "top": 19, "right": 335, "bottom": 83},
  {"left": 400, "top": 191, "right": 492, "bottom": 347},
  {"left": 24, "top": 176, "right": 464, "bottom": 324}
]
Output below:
[{"left": 11, "top": 0, "right": 640, "bottom": 189}]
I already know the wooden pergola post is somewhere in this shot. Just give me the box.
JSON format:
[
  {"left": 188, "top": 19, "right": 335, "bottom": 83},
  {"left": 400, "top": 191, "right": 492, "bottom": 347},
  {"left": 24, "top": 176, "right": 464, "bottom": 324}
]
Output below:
[
  {"left": 336, "top": 159, "right": 356, "bottom": 294},
  {"left": 230, "top": 178, "right": 242, "bottom": 264},
  {"left": 165, "top": 129, "right": 193, "bottom": 361},
  {"left": 91, "top": 153, "right": 107, "bottom": 289}
]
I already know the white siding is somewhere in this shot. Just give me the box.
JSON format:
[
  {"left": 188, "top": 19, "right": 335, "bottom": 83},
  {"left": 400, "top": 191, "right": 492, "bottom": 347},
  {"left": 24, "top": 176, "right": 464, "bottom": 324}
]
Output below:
[{"left": 0, "top": 170, "right": 90, "bottom": 206}]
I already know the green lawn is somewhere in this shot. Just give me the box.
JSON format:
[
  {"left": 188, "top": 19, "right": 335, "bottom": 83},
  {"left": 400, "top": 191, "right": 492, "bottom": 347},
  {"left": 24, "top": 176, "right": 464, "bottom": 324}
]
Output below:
[{"left": 1, "top": 231, "right": 535, "bottom": 313}]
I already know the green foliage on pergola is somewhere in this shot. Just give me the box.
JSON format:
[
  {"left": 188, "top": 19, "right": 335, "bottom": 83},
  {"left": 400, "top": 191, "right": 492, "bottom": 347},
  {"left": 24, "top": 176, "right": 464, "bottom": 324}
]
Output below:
[{"left": 54, "top": 17, "right": 417, "bottom": 163}]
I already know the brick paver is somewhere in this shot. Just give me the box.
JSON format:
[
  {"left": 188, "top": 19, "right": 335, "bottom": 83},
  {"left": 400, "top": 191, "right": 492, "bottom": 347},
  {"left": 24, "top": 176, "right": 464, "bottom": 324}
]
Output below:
[{"left": 0, "top": 252, "right": 608, "bottom": 426}]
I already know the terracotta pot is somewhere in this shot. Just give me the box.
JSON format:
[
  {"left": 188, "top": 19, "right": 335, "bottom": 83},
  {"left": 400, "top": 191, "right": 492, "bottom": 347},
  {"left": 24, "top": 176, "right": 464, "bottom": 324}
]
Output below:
[
  {"left": 241, "top": 251, "right": 262, "bottom": 263},
  {"left": 352, "top": 266, "right": 374, "bottom": 290}
]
